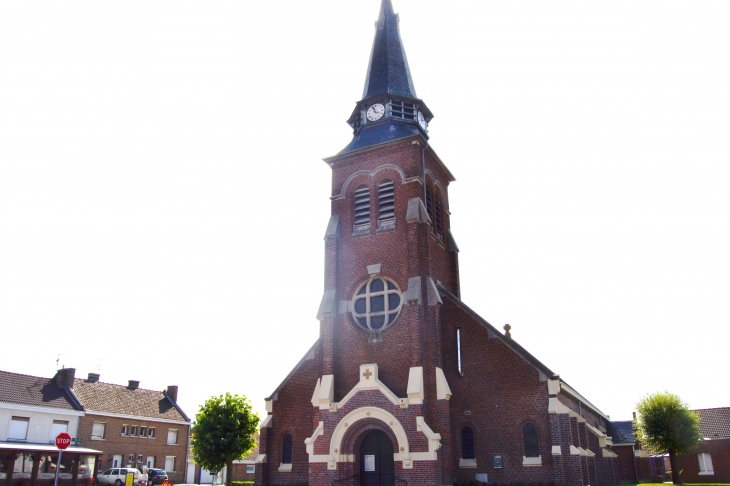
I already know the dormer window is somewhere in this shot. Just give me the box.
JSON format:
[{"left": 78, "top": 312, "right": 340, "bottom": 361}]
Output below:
[
  {"left": 377, "top": 180, "right": 395, "bottom": 232},
  {"left": 389, "top": 100, "right": 416, "bottom": 121},
  {"left": 353, "top": 185, "right": 371, "bottom": 236}
]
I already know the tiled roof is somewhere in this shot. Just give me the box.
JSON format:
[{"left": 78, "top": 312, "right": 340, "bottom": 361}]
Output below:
[
  {"left": 72, "top": 379, "right": 188, "bottom": 422},
  {"left": 608, "top": 420, "right": 636, "bottom": 444},
  {"left": 693, "top": 407, "right": 730, "bottom": 440},
  {"left": 0, "top": 370, "right": 79, "bottom": 411}
]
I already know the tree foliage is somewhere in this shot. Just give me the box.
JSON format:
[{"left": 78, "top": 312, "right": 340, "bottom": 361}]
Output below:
[
  {"left": 191, "top": 393, "right": 260, "bottom": 479},
  {"left": 634, "top": 392, "right": 701, "bottom": 484}
]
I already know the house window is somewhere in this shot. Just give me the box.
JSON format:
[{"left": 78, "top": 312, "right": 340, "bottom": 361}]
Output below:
[
  {"left": 524, "top": 423, "right": 539, "bottom": 457},
  {"left": 91, "top": 422, "right": 106, "bottom": 440},
  {"left": 377, "top": 180, "right": 395, "bottom": 232},
  {"left": 698, "top": 453, "right": 714, "bottom": 475},
  {"left": 8, "top": 417, "right": 30, "bottom": 441},
  {"left": 353, "top": 185, "right": 371, "bottom": 236},
  {"left": 352, "top": 276, "right": 402, "bottom": 332},
  {"left": 282, "top": 434, "right": 293, "bottom": 464},
  {"left": 130, "top": 426, "right": 138, "bottom": 437},
  {"left": 456, "top": 328, "right": 463, "bottom": 375},
  {"left": 245, "top": 465, "right": 255, "bottom": 474},
  {"left": 50, "top": 420, "right": 69, "bottom": 440},
  {"left": 148, "top": 427, "right": 156, "bottom": 439},
  {"left": 461, "top": 427, "right": 475, "bottom": 460},
  {"left": 121, "top": 425, "right": 129, "bottom": 436},
  {"left": 167, "top": 429, "right": 178, "bottom": 445},
  {"left": 164, "top": 457, "right": 175, "bottom": 473},
  {"left": 139, "top": 426, "right": 147, "bottom": 438}
]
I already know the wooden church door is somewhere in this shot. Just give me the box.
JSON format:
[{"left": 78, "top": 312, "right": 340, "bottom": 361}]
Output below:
[{"left": 360, "top": 430, "right": 395, "bottom": 486}]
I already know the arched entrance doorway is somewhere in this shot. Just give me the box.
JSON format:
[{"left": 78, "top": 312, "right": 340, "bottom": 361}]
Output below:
[{"left": 360, "top": 429, "right": 395, "bottom": 486}]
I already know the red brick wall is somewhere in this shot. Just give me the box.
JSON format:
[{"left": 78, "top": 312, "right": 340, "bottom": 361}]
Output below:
[
  {"left": 675, "top": 439, "right": 730, "bottom": 484},
  {"left": 78, "top": 414, "right": 189, "bottom": 483}
]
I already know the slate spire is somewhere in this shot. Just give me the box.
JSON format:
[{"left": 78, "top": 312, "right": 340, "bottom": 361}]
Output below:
[{"left": 362, "top": 0, "right": 417, "bottom": 100}]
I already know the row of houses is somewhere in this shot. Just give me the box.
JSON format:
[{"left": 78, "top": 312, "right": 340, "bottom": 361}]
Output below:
[
  {"left": 0, "top": 368, "right": 190, "bottom": 486},
  {"left": 609, "top": 407, "right": 730, "bottom": 484}
]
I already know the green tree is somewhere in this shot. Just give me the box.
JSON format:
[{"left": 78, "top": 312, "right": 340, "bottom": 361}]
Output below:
[
  {"left": 634, "top": 392, "right": 701, "bottom": 484},
  {"left": 191, "top": 393, "right": 260, "bottom": 486}
]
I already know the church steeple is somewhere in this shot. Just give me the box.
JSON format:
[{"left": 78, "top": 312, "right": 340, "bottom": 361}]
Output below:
[
  {"left": 362, "top": 0, "right": 417, "bottom": 100},
  {"left": 338, "top": 0, "right": 433, "bottom": 155}
]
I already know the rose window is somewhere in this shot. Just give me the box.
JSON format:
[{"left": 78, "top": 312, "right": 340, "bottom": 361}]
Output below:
[{"left": 352, "top": 277, "right": 402, "bottom": 331}]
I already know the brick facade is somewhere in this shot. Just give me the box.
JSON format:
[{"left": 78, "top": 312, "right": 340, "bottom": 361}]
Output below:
[{"left": 79, "top": 414, "right": 189, "bottom": 483}]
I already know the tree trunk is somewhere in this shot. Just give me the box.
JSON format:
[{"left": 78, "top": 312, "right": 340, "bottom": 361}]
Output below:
[
  {"left": 225, "top": 460, "right": 233, "bottom": 486},
  {"left": 668, "top": 450, "right": 682, "bottom": 484}
]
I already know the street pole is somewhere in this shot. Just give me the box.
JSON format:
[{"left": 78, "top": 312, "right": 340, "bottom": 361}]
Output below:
[{"left": 53, "top": 450, "right": 62, "bottom": 486}]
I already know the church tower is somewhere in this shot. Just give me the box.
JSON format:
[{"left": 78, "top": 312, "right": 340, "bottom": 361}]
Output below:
[{"left": 255, "top": 2, "right": 620, "bottom": 485}]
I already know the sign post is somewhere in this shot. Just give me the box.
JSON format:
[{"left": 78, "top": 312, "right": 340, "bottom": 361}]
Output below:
[{"left": 54, "top": 433, "right": 71, "bottom": 486}]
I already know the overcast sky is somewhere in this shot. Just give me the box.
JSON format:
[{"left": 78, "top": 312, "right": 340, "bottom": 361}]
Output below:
[{"left": 1, "top": 0, "right": 729, "bottom": 425}]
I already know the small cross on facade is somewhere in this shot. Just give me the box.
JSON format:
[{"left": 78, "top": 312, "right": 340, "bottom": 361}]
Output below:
[
  {"left": 363, "top": 368, "right": 373, "bottom": 380},
  {"left": 400, "top": 446, "right": 405, "bottom": 452}
]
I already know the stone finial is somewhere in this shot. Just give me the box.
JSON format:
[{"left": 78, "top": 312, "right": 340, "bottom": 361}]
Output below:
[{"left": 503, "top": 324, "right": 512, "bottom": 339}]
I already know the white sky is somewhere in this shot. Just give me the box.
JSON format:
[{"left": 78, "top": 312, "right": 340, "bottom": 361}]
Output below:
[{"left": 1, "top": 1, "right": 729, "bottom": 425}]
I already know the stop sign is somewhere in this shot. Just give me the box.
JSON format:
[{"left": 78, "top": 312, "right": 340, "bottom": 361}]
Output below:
[{"left": 56, "top": 433, "right": 71, "bottom": 450}]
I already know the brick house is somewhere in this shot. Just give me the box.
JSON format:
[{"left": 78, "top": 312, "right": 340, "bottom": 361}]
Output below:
[
  {"left": 0, "top": 369, "right": 102, "bottom": 486},
  {"left": 674, "top": 407, "right": 730, "bottom": 483},
  {"left": 254, "top": 1, "right": 621, "bottom": 485},
  {"left": 58, "top": 369, "right": 191, "bottom": 484}
]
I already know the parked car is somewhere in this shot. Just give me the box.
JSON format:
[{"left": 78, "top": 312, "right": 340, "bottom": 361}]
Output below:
[
  {"left": 146, "top": 469, "right": 168, "bottom": 486},
  {"left": 97, "top": 468, "right": 141, "bottom": 486}
]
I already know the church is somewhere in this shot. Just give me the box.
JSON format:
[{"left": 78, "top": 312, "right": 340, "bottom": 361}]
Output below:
[{"left": 255, "top": 1, "right": 620, "bottom": 485}]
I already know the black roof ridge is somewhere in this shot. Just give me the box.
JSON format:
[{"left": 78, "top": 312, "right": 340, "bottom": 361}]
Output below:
[{"left": 692, "top": 406, "right": 730, "bottom": 412}]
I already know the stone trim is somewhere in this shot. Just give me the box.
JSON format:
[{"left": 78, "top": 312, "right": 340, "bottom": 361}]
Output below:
[
  {"left": 413, "top": 416, "right": 442, "bottom": 461},
  {"left": 551, "top": 445, "right": 561, "bottom": 455},
  {"left": 405, "top": 198, "right": 431, "bottom": 224},
  {"left": 336, "top": 364, "right": 404, "bottom": 411},
  {"left": 304, "top": 421, "right": 325, "bottom": 462},
  {"left": 324, "top": 215, "right": 340, "bottom": 239},
  {"left": 522, "top": 455, "right": 542, "bottom": 467},
  {"left": 254, "top": 454, "right": 266, "bottom": 463},
  {"left": 328, "top": 407, "right": 411, "bottom": 470},
  {"left": 586, "top": 422, "right": 610, "bottom": 447},
  {"left": 459, "top": 458, "right": 477, "bottom": 468},
  {"left": 277, "top": 463, "right": 292, "bottom": 472},
  {"left": 259, "top": 415, "right": 272, "bottom": 429},
  {"left": 316, "top": 290, "right": 337, "bottom": 321},
  {"left": 331, "top": 164, "right": 412, "bottom": 200},
  {"left": 406, "top": 367, "right": 423, "bottom": 405},
  {"left": 634, "top": 449, "right": 650, "bottom": 458},
  {"left": 602, "top": 448, "right": 618, "bottom": 458},
  {"left": 548, "top": 397, "right": 586, "bottom": 423},
  {"left": 402, "top": 277, "right": 422, "bottom": 305},
  {"left": 435, "top": 367, "right": 452, "bottom": 400}
]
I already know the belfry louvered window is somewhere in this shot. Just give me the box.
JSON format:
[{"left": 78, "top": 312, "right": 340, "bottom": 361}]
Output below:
[
  {"left": 353, "top": 185, "right": 371, "bottom": 236},
  {"left": 433, "top": 194, "right": 443, "bottom": 240},
  {"left": 377, "top": 180, "right": 395, "bottom": 231},
  {"left": 389, "top": 100, "right": 416, "bottom": 120},
  {"left": 425, "top": 184, "right": 434, "bottom": 221}
]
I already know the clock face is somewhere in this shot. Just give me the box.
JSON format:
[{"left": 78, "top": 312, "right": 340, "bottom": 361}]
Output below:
[
  {"left": 366, "top": 103, "right": 385, "bottom": 121},
  {"left": 418, "top": 111, "right": 427, "bottom": 130}
]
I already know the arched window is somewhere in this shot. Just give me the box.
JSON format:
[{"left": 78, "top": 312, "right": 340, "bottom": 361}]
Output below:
[
  {"left": 461, "top": 427, "right": 475, "bottom": 460},
  {"left": 523, "top": 423, "right": 539, "bottom": 457},
  {"left": 425, "top": 184, "right": 434, "bottom": 222},
  {"left": 353, "top": 185, "right": 371, "bottom": 236},
  {"left": 282, "top": 433, "right": 293, "bottom": 464},
  {"left": 377, "top": 180, "right": 395, "bottom": 231}
]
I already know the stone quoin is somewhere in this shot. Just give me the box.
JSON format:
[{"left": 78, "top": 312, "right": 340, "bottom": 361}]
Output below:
[{"left": 255, "top": 1, "right": 621, "bottom": 485}]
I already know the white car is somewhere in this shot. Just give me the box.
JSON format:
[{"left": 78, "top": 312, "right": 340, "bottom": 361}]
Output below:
[{"left": 97, "top": 468, "right": 141, "bottom": 486}]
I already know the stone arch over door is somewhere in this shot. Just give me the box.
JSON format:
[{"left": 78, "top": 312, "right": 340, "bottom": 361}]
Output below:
[{"left": 328, "top": 406, "right": 412, "bottom": 469}]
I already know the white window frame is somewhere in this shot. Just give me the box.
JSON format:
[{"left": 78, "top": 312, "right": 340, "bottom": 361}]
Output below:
[
  {"left": 245, "top": 465, "right": 255, "bottom": 474},
  {"left": 130, "top": 425, "right": 138, "bottom": 437},
  {"left": 8, "top": 416, "right": 30, "bottom": 441},
  {"left": 698, "top": 452, "right": 714, "bottom": 475},
  {"left": 91, "top": 422, "right": 106, "bottom": 440},
  {"left": 148, "top": 427, "right": 156, "bottom": 439},
  {"left": 139, "top": 426, "right": 147, "bottom": 438},
  {"left": 121, "top": 424, "right": 129, "bottom": 436},
  {"left": 167, "top": 429, "right": 178, "bottom": 445}
]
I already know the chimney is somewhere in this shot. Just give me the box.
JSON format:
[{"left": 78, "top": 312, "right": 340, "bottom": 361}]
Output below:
[
  {"left": 166, "top": 386, "right": 178, "bottom": 403},
  {"left": 128, "top": 380, "right": 140, "bottom": 390},
  {"left": 54, "top": 368, "right": 76, "bottom": 389},
  {"left": 87, "top": 373, "right": 100, "bottom": 383}
]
